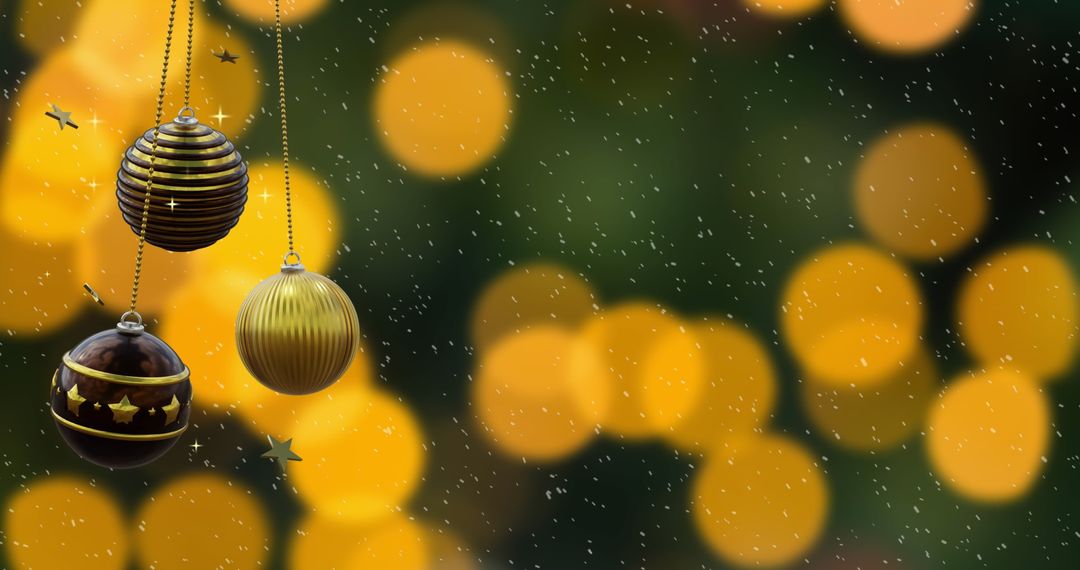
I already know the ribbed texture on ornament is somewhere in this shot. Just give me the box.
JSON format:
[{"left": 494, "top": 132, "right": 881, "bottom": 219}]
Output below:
[
  {"left": 116, "top": 120, "right": 248, "bottom": 252},
  {"left": 235, "top": 269, "right": 360, "bottom": 395}
]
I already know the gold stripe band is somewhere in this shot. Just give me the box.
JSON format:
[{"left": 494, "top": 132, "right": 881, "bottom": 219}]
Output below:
[
  {"left": 62, "top": 353, "right": 190, "bottom": 386},
  {"left": 51, "top": 409, "right": 187, "bottom": 441}
]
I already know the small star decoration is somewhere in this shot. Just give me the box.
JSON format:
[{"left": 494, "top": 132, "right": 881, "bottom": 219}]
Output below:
[
  {"left": 45, "top": 104, "right": 78, "bottom": 130},
  {"left": 261, "top": 435, "right": 302, "bottom": 472},
  {"left": 213, "top": 49, "right": 239, "bottom": 64}
]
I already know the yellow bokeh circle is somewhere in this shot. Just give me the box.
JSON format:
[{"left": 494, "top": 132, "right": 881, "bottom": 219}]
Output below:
[
  {"left": 854, "top": 123, "right": 987, "bottom": 260},
  {"left": 237, "top": 348, "right": 375, "bottom": 439},
  {"left": 665, "top": 319, "right": 777, "bottom": 452},
  {"left": 957, "top": 245, "right": 1079, "bottom": 381},
  {"left": 582, "top": 303, "right": 705, "bottom": 439},
  {"left": 780, "top": 244, "right": 923, "bottom": 387},
  {"left": 226, "top": 0, "right": 330, "bottom": 24},
  {"left": 803, "top": 347, "right": 937, "bottom": 451},
  {"left": 133, "top": 472, "right": 270, "bottom": 570},
  {"left": 473, "top": 326, "right": 610, "bottom": 461},
  {"left": 3, "top": 476, "right": 129, "bottom": 570},
  {"left": 290, "top": 385, "right": 426, "bottom": 524},
  {"left": 164, "top": 20, "right": 261, "bottom": 140},
  {"left": 926, "top": 370, "right": 1050, "bottom": 502},
  {"left": 743, "top": 0, "right": 828, "bottom": 18},
  {"left": 839, "top": 0, "right": 978, "bottom": 54},
  {"left": 17, "top": 0, "right": 83, "bottom": 57},
  {"left": 0, "top": 52, "right": 129, "bottom": 242},
  {"left": 74, "top": 2, "right": 216, "bottom": 99},
  {"left": 77, "top": 210, "right": 194, "bottom": 316},
  {"left": 471, "top": 262, "right": 597, "bottom": 351},
  {"left": 374, "top": 40, "right": 513, "bottom": 178},
  {"left": 692, "top": 434, "right": 829, "bottom": 567},
  {"left": 290, "top": 513, "right": 428, "bottom": 570},
  {"left": 0, "top": 230, "right": 81, "bottom": 335},
  {"left": 161, "top": 281, "right": 250, "bottom": 408},
  {"left": 196, "top": 161, "right": 341, "bottom": 279}
]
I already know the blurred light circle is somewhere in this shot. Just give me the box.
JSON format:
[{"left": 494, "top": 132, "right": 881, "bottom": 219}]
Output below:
[
  {"left": 77, "top": 210, "right": 193, "bottom": 316},
  {"left": 839, "top": 0, "right": 977, "bottom": 54},
  {"left": 4, "top": 476, "right": 129, "bottom": 570},
  {"left": 926, "top": 370, "right": 1050, "bottom": 502},
  {"left": 237, "top": 350, "right": 375, "bottom": 439},
  {"left": 471, "top": 262, "right": 596, "bottom": 351},
  {"left": 17, "top": 0, "right": 83, "bottom": 56},
  {"left": 134, "top": 472, "right": 270, "bottom": 570},
  {"left": 161, "top": 280, "right": 250, "bottom": 408},
  {"left": 198, "top": 162, "right": 341, "bottom": 278},
  {"left": 582, "top": 303, "right": 705, "bottom": 439},
  {"left": 0, "top": 52, "right": 131, "bottom": 242},
  {"left": 692, "top": 434, "right": 829, "bottom": 567},
  {"left": 0, "top": 229, "right": 81, "bottom": 335},
  {"left": 290, "top": 386, "right": 426, "bottom": 524},
  {"left": 803, "top": 347, "right": 937, "bottom": 451},
  {"left": 855, "top": 123, "right": 986, "bottom": 260},
  {"left": 374, "top": 40, "right": 513, "bottom": 178},
  {"left": 957, "top": 245, "right": 1079, "bottom": 381},
  {"left": 76, "top": 1, "right": 206, "bottom": 84},
  {"left": 665, "top": 319, "right": 777, "bottom": 452},
  {"left": 780, "top": 244, "right": 923, "bottom": 387},
  {"left": 226, "top": 0, "right": 330, "bottom": 24},
  {"left": 169, "top": 20, "right": 260, "bottom": 140},
  {"left": 290, "top": 513, "right": 428, "bottom": 570},
  {"left": 473, "top": 326, "right": 610, "bottom": 461},
  {"left": 743, "top": 0, "right": 828, "bottom": 18}
]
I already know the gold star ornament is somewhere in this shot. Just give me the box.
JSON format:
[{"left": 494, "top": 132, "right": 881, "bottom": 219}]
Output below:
[
  {"left": 108, "top": 395, "right": 139, "bottom": 424},
  {"left": 162, "top": 395, "right": 181, "bottom": 425},
  {"left": 65, "top": 385, "right": 86, "bottom": 416},
  {"left": 261, "top": 435, "right": 302, "bottom": 472}
]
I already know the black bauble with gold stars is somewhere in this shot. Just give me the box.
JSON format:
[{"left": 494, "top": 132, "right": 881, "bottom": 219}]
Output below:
[
  {"left": 50, "top": 319, "right": 192, "bottom": 469},
  {"left": 116, "top": 108, "right": 248, "bottom": 252}
]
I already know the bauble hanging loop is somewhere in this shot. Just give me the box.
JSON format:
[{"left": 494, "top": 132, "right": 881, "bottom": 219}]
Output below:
[
  {"left": 236, "top": 263, "right": 360, "bottom": 395},
  {"left": 51, "top": 320, "right": 193, "bottom": 469},
  {"left": 116, "top": 109, "right": 248, "bottom": 252}
]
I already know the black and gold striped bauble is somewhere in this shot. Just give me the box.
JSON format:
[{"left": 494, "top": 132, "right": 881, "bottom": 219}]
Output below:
[
  {"left": 116, "top": 110, "right": 248, "bottom": 252},
  {"left": 51, "top": 320, "right": 192, "bottom": 469}
]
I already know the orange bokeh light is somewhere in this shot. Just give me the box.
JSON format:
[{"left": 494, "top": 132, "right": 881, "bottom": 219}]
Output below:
[
  {"left": 839, "top": 0, "right": 977, "bottom": 54},
  {"left": 473, "top": 326, "right": 610, "bottom": 461},
  {"left": 781, "top": 244, "right": 923, "bottom": 387},
  {"left": 926, "top": 370, "right": 1050, "bottom": 502},
  {"left": 854, "top": 123, "right": 987, "bottom": 260},
  {"left": 374, "top": 40, "right": 513, "bottom": 178}
]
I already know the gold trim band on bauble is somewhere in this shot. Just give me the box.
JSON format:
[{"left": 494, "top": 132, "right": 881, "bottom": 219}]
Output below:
[
  {"left": 51, "top": 409, "right": 187, "bottom": 441},
  {"left": 62, "top": 353, "right": 190, "bottom": 386}
]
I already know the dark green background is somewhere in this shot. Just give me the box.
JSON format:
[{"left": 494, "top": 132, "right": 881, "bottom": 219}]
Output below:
[{"left": 1, "top": 0, "right": 1078, "bottom": 568}]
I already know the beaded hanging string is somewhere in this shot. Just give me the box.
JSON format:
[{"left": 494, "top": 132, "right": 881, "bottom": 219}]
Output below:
[
  {"left": 274, "top": 0, "right": 299, "bottom": 265},
  {"left": 124, "top": 0, "right": 196, "bottom": 325}
]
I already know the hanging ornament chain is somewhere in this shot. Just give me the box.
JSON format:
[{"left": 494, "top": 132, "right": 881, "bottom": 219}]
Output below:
[
  {"left": 275, "top": 0, "right": 298, "bottom": 264},
  {"left": 183, "top": 0, "right": 194, "bottom": 108},
  {"left": 126, "top": 0, "right": 196, "bottom": 322}
]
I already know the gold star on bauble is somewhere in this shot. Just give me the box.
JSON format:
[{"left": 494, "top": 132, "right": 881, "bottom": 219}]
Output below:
[
  {"left": 162, "top": 395, "right": 181, "bottom": 425},
  {"left": 65, "top": 385, "right": 86, "bottom": 416},
  {"left": 108, "top": 395, "right": 139, "bottom": 424}
]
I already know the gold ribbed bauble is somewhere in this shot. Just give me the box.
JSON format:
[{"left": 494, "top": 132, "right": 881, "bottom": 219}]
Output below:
[
  {"left": 51, "top": 316, "right": 192, "bottom": 469},
  {"left": 116, "top": 108, "right": 248, "bottom": 252},
  {"left": 236, "top": 259, "right": 360, "bottom": 395}
]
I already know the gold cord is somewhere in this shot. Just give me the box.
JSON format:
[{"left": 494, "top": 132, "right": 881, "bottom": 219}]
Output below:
[
  {"left": 183, "top": 0, "right": 195, "bottom": 107},
  {"left": 128, "top": 0, "right": 179, "bottom": 314},
  {"left": 275, "top": 0, "right": 295, "bottom": 255}
]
